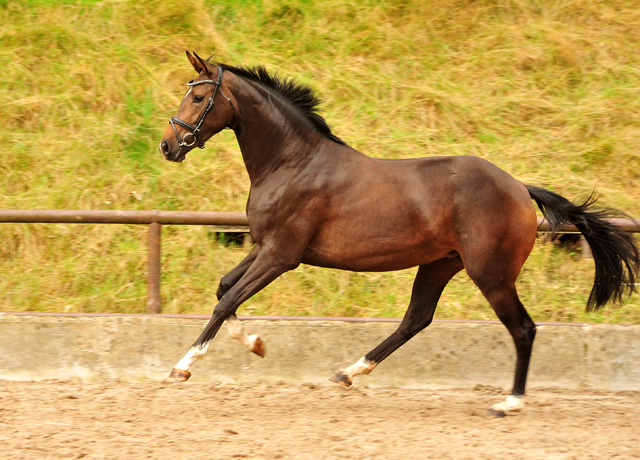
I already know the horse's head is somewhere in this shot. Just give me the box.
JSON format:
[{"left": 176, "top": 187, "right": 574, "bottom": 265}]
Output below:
[{"left": 159, "top": 51, "right": 237, "bottom": 162}]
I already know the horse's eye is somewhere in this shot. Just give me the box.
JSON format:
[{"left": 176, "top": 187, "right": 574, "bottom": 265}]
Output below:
[{"left": 193, "top": 95, "right": 205, "bottom": 103}]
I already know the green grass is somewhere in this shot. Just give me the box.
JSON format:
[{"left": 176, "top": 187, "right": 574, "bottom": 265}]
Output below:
[{"left": 0, "top": 0, "right": 639, "bottom": 323}]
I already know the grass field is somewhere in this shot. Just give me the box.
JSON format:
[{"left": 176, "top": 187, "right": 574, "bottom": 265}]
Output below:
[{"left": 0, "top": 0, "right": 639, "bottom": 323}]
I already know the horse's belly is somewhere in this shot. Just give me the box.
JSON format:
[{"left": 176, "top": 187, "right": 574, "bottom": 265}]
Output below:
[{"left": 301, "top": 236, "right": 454, "bottom": 272}]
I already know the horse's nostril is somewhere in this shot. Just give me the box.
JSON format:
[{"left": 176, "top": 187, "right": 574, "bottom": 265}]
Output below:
[{"left": 161, "top": 141, "right": 170, "bottom": 153}]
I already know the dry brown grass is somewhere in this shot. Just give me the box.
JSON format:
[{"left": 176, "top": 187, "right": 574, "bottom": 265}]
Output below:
[{"left": 0, "top": 0, "right": 639, "bottom": 322}]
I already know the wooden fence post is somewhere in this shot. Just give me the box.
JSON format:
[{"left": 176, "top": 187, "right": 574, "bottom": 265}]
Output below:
[{"left": 147, "top": 222, "right": 162, "bottom": 313}]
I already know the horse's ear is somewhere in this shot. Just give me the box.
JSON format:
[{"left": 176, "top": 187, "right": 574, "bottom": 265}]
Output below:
[
  {"left": 193, "top": 51, "right": 216, "bottom": 75},
  {"left": 186, "top": 51, "right": 202, "bottom": 73}
]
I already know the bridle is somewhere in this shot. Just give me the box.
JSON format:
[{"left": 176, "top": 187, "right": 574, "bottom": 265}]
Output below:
[{"left": 169, "top": 66, "right": 237, "bottom": 151}]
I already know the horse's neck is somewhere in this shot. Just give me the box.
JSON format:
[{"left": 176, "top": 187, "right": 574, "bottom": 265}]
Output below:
[{"left": 233, "top": 81, "right": 323, "bottom": 185}]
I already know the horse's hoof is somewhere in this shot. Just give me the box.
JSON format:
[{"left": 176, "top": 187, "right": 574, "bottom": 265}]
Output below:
[
  {"left": 164, "top": 368, "right": 191, "bottom": 383},
  {"left": 328, "top": 371, "right": 352, "bottom": 387},
  {"left": 487, "top": 408, "right": 506, "bottom": 418},
  {"left": 251, "top": 337, "right": 266, "bottom": 358}
]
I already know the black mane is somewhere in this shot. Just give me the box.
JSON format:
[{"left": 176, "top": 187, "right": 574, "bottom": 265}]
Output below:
[{"left": 219, "top": 64, "right": 346, "bottom": 145}]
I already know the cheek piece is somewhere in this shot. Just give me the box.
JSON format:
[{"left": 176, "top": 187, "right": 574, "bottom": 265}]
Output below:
[{"left": 169, "top": 65, "right": 237, "bottom": 151}]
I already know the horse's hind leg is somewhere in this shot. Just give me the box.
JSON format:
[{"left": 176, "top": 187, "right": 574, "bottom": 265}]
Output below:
[
  {"left": 329, "top": 257, "right": 464, "bottom": 386},
  {"left": 467, "top": 271, "right": 536, "bottom": 416}
]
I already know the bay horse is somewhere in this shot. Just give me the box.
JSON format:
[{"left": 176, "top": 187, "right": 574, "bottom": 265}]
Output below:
[{"left": 159, "top": 52, "right": 639, "bottom": 416}]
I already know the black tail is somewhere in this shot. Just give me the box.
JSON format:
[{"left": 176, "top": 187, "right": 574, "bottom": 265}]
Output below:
[{"left": 526, "top": 184, "right": 639, "bottom": 311}]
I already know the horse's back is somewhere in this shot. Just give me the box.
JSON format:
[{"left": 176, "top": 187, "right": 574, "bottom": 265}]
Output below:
[
  {"left": 301, "top": 153, "right": 537, "bottom": 272},
  {"left": 368, "top": 154, "right": 536, "bottom": 229}
]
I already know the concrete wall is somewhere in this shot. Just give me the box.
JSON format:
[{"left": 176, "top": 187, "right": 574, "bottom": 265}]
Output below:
[{"left": 0, "top": 314, "right": 639, "bottom": 390}]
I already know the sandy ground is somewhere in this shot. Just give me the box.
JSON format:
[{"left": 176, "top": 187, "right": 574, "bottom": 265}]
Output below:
[{"left": 0, "top": 380, "right": 639, "bottom": 459}]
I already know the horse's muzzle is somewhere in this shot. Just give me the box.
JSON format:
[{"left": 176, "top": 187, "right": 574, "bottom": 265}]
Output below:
[{"left": 159, "top": 140, "right": 186, "bottom": 163}]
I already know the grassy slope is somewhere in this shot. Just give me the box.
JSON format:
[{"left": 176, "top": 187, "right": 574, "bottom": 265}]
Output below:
[{"left": 0, "top": 0, "right": 639, "bottom": 322}]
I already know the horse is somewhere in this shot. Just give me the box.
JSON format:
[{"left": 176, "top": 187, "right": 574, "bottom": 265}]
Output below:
[{"left": 158, "top": 51, "right": 639, "bottom": 416}]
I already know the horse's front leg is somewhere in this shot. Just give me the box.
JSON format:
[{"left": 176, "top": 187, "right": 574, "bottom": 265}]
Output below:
[
  {"left": 216, "top": 245, "right": 267, "bottom": 356},
  {"left": 217, "top": 243, "right": 261, "bottom": 300},
  {"left": 225, "top": 313, "right": 266, "bottom": 358},
  {"left": 166, "top": 246, "right": 299, "bottom": 382}
]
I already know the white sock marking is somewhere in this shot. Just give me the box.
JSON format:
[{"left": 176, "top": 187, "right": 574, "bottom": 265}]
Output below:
[
  {"left": 226, "top": 315, "right": 260, "bottom": 352},
  {"left": 174, "top": 341, "right": 211, "bottom": 371},
  {"left": 343, "top": 357, "right": 377, "bottom": 381},
  {"left": 491, "top": 395, "right": 525, "bottom": 415}
]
